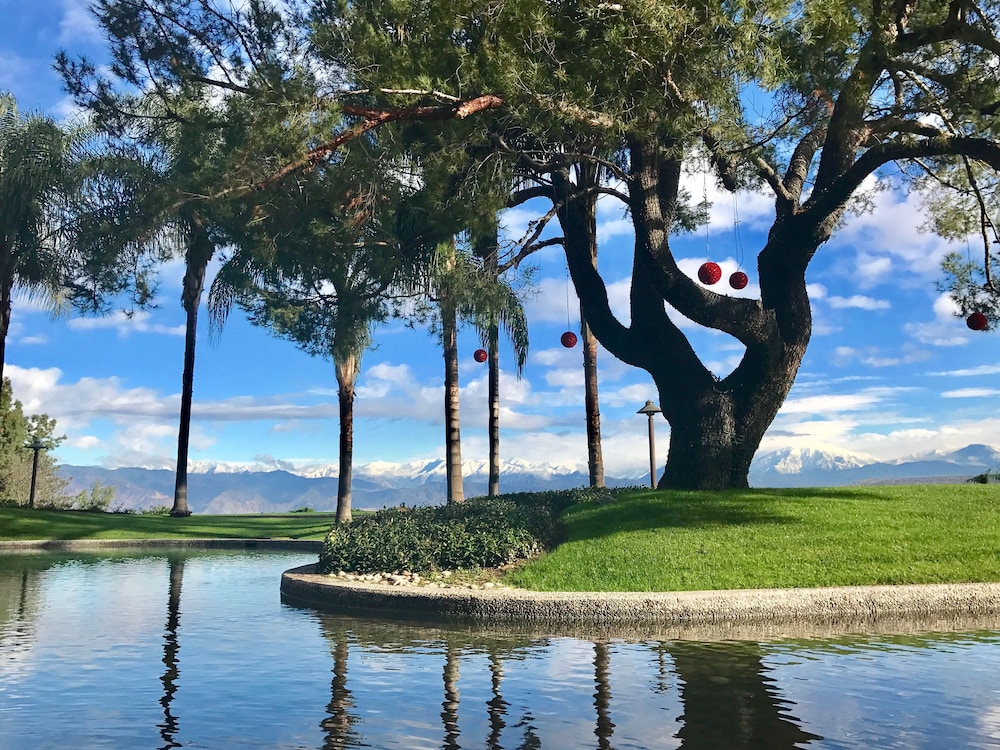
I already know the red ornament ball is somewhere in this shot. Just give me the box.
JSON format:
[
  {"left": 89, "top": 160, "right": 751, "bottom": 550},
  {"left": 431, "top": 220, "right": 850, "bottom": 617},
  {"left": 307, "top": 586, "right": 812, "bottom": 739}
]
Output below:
[
  {"left": 473, "top": 348, "right": 488, "bottom": 363},
  {"left": 967, "top": 312, "right": 989, "bottom": 331},
  {"left": 729, "top": 271, "right": 749, "bottom": 290},
  {"left": 560, "top": 331, "right": 578, "bottom": 348},
  {"left": 698, "top": 261, "right": 722, "bottom": 285}
]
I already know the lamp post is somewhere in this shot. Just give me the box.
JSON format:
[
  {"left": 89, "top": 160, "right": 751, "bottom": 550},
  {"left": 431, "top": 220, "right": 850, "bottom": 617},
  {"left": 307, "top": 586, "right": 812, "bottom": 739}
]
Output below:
[
  {"left": 636, "top": 400, "right": 661, "bottom": 489},
  {"left": 26, "top": 438, "right": 46, "bottom": 509}
]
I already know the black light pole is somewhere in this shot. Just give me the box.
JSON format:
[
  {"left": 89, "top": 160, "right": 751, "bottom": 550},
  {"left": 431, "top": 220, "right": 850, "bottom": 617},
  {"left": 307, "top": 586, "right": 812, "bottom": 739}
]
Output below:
[
  {"left": 636, "top": 401, "right": 661, "bottom": 489},
  {"left": 26, "top": 438, "right": 46, "bottom": 509}
]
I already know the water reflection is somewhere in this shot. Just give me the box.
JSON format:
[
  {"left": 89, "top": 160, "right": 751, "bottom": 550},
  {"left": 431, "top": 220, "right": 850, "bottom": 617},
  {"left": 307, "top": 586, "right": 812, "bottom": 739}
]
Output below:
[
  {"left": 321, "top": 635, "right": 360, "bottom": 749},
  {"left": 593, "top": 641, "right": 614, "bottom": 748},
  {"left": 1, "top": 553, "right": 998, "bottom": 749},
  {"left": 158, "top": 556, "right": 184, "bottom": 750},
  {"left": 671, "top": 642, "right": 822, "bottom": 748}
]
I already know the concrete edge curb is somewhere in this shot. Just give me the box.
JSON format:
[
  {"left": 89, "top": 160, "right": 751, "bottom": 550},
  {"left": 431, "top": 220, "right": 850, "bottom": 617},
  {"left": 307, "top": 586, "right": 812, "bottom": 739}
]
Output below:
[
  {"left": 0, "top": 538, "right": 322, "bottom": 552},
  {"left": 281, "top": 564, "right": 1000, "bottom": 639}
]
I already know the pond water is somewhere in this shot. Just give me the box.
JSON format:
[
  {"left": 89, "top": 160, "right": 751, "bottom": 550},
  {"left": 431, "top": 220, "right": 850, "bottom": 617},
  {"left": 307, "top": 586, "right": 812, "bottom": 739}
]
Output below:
[{"left": 1, "top": 551, "right": 999, "bottom": 749}]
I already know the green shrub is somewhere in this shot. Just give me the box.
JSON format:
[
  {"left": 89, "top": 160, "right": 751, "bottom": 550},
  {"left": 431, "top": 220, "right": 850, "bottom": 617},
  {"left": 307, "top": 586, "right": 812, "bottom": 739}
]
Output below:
[
  {"left": 318, "top": 492, "right": 570, "bottom": 573},
  {"left": 70, "top": 481, "right": 116, "bottom": 512}
]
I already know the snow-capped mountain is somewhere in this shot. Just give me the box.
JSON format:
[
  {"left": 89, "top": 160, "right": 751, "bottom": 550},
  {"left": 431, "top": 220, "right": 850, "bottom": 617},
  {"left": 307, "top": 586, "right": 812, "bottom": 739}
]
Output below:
[
  {"left": 750, "top": 445, "right": 876, "bottom": 476},
  {"left": 57, "top": 444, "right": 999, "bottom": 513},
  {"left": 749, "top": 443, "right": 1000, "bottom": 487}
]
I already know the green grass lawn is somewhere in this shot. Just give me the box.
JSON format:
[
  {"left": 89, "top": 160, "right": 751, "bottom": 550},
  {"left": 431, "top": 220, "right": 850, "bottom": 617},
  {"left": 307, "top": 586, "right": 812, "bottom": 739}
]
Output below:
[
  {"left": 5, "top": 485, "right": 1000, "bottom": 594},
  {"left": 0, "top": 507, "right": 337, "bottom": 541},
  {"left": 504, "top": 485, "right": 1000, "bottom": 592}
]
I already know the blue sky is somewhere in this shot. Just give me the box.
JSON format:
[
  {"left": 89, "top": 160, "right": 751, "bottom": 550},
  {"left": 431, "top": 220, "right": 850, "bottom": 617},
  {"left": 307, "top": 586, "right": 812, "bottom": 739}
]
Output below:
[{"left": 3, "top": 0, "right": 1000, "bottom": 476}]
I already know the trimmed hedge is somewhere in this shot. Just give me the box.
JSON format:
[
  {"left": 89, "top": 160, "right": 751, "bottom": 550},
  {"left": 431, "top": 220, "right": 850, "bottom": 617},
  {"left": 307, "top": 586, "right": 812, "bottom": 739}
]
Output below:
[{"left": 317, "top": 488, "right": 625, "bottom": 574}]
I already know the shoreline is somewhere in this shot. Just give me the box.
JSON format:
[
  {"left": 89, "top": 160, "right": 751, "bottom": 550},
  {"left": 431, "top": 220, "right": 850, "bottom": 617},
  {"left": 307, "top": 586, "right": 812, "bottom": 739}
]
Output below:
[
  {"left": 0, "top": 538, "right": 322, "bottom": 552},
  {"left": 4, "top": 540, "right": 1000, "bottom": 639},
  {"left": 281, "top": 563, "right": 1000, "bottom": 640}
]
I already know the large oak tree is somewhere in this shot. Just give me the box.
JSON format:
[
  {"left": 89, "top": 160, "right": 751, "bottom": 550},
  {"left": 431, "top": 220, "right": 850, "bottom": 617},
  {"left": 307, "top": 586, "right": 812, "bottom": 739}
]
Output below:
[{"left": 320, "top": 0, "right": 1000, "bottom": 489}]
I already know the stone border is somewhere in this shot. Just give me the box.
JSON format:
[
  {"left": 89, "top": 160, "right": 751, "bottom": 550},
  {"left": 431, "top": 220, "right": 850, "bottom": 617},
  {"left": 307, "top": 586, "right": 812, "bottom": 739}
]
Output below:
[
  {"left": 281, "top": 564, "right": 1000, "bottom": 639},
  {"left": 0, "top": 538, "right": 322, "bottom": 552}
]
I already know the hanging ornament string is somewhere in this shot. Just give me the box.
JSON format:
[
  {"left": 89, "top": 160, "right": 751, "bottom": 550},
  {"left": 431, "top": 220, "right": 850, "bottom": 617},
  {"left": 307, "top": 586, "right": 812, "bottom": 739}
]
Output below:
[
  {"left": 566, "top": 262, "right": 572, "bottom": 330},
  {"left": 728, "top": 191, "right": 749, "bottom": 290},
  {"left": 732, "top": 191, "right": 745, "bottom": 270},
  {"left": 562, "top": 261, "right": 578, "bottom": 347},
  {"left": 698, "top": 168, "right": 722, "bottom": 285}
]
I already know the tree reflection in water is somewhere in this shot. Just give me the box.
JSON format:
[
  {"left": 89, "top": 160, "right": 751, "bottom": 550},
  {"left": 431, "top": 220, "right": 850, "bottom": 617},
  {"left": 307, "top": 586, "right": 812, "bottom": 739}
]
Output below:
[
  {"left": 158, "top": 556, "right": 184, "bottom": 750},
  {"left": 442, "top": 643, "right": 461, "bottom": 750},
  {"left": 593, "top": 641, "right": 614, "bottom": 749},
  {"left": 314, "top": 614, "right": 828, "bottom": 749},
  {"left": 486, "top": 652, "right": 507, "bottom": 749},
  {"left": 672, "top": 641, "right": 822, "bottom": 749},
  {"left": 321, "top": 636, "right": 361, "bottom": 749}
]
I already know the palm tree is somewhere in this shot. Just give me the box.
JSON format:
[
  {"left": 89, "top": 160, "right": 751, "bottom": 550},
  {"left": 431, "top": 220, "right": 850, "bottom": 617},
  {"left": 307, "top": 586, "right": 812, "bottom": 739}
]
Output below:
[
  {"left": 0, "top": 94, "right": 75, "bottom": 384},
  {"left": 471, "top": 221, "right": 529, "bottom": 496}
]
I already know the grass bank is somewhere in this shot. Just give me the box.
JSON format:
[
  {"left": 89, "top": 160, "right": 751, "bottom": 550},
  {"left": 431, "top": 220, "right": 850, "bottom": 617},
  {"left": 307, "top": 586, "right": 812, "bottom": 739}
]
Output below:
[
  {"left": 0, "top": 507, "right": 336, "bottom": 542},
  {"left": 504, "top": 485, "right": 1000, "bottom": 592}
]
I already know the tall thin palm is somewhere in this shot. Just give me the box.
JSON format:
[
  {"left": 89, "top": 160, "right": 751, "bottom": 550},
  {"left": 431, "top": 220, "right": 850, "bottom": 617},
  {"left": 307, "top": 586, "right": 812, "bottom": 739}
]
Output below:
[{"left": 471, "top": 220, "right": 529, "bottom": 496}]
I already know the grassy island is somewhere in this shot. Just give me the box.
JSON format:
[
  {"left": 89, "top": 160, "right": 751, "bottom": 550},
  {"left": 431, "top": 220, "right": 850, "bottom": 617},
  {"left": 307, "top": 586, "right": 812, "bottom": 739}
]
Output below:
[{"left": 2, "top": 484, "right": 998, "bottom": 593}]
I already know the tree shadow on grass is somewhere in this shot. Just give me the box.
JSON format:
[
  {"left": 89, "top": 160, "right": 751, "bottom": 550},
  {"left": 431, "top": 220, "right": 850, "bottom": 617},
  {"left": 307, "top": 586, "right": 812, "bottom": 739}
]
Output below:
[{"left": 562, "top": 487, "right": 887, "bottom": 543}]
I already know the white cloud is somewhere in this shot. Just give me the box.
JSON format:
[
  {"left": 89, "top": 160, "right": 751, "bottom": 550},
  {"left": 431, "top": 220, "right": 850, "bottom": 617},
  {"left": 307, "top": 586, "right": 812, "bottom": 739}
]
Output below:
[
  {"left": 58, "top": 0, "right": 102, "bottom": 45},
  {"left": 941, "top": 388, "right": 1000, "bottom": 398},
  {"left": 928, "top": 363, "right": 1000, "bottom": 377},
  {"left": 67, "top": 311, "right": 185, "bottom": 337},
  {"left": 900, "top": 293, "right": 970, "bottom": 347},
  {"left": 827, "top": 295, "right": 891, "bottom": 310},
  {"left": 829, "top": 187, "right": 965, "bottom": 289},
  {"left": 18, "top": 335, "right": 48, "bottom": 345},
  {"left": 833, "top": 344, "right": 931, "bottom": 368},
  {"left": 807, "top": 283, "right": 828, "bottom": 300},
  {"left": 778, "top": 393, "right": 882, "bottom": 415}
]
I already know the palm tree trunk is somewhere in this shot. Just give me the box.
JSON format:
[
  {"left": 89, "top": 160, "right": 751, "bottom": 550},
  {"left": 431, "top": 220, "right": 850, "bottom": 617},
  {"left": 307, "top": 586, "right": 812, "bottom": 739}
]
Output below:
[
  {"left": 335, "top": 354, "right": 357, "bottom": 524},
  {"left": 442, "top": 299, "right": 464, "bottom": 503},
  {"left": 487, "top": 323, "right": 500, "bottom": 496},
  {"left": 0, "top": 282, "right": 10, "bottom": 386},
  {"left": 171, "top": 219, "right": 212, "bottom": 517},
  {"left": 581, "top": 311, "right": 604, "bottom": 488}
]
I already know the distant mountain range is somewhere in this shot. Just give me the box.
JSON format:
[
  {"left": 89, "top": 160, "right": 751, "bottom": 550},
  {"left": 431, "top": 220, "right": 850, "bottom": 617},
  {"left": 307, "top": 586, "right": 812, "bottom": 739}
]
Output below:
[
  {"left": 749, "top": 443, "right": 1000, "bottom": 487},
  {"left": 59, "top": 444, "right": 1000, "bottom": 513}
]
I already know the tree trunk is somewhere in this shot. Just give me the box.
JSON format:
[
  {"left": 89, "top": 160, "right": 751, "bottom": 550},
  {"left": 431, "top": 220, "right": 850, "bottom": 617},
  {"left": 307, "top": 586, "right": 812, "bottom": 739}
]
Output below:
[
  {"left": 487, "top": 323, "right": 500, "bottom": 496},
  {"left": 557, "top": 138, "right": 817, "bottom": 490},
  {"left": 554, "top": 160, "right": 605, "bottom": 487},
  {"left": 335, "top": 354, "right": 357, "bottom": 524},
  {"left": 171, "top": 218, "right": 213, "bottom": 517},
  {"left": 581, "top": 312, "right": 604, "bottom": 488},
  {"left": 0, "top": 284, "right": 10, "bottom": 387},
  {"left": 442, "top": 298, "right": 464, "bottom": 503}
]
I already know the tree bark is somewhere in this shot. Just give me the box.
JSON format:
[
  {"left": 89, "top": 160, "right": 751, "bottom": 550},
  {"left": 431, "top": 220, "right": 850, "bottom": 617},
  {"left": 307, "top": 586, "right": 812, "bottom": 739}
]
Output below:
[
  {"left": 558, "top": 137, "right": 817, "bottom": 490},
  {"left": 0, "top": 280, "right": 10, "bottom": 387},
  {"left": 581, "top": 312, "right": 604, "bottom": 488},
  {"left": 487, "top": 323, "right": 500, "bottom": 496},
  {"left": 171, "top": 216, "right": 213, "bottom": 517},
  {"left": 335, "top": 354, "right": 357, "bottom": 523},
  {"left": 554, "top": 160, "right": 605, "bottom": 487},
  {"left": 442, "top": 298, "right": 464, "bottom": 503}
]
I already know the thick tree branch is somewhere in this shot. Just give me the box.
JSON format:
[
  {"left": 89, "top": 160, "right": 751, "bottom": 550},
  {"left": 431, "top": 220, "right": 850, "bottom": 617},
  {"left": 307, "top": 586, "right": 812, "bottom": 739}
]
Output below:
[{"left": 806, "top": 135, "right": 1000, "bottom": 221}]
